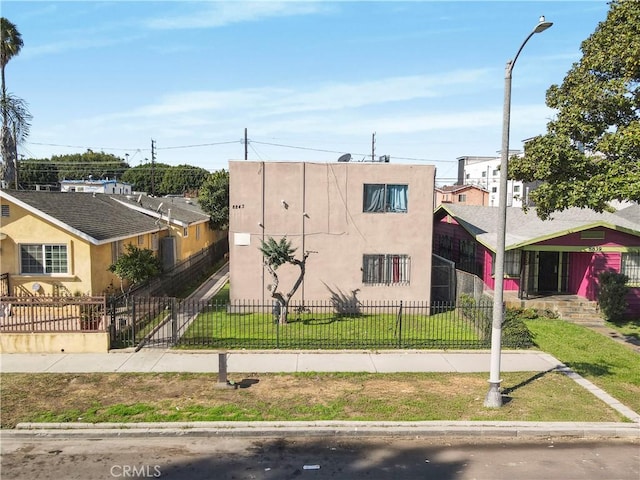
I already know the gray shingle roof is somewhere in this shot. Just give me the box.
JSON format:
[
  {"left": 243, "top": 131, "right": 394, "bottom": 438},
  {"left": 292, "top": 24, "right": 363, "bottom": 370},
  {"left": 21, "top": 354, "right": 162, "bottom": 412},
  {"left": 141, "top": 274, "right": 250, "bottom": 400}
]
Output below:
[
  {"left": 437, "top": 204, "right": 640, "bottom": 251},
  {"left": 3, "top": 191, "right": 165, "bottom": 243},
  {"left": 111, "top": 194, "right": 210, "bottom": 225}
]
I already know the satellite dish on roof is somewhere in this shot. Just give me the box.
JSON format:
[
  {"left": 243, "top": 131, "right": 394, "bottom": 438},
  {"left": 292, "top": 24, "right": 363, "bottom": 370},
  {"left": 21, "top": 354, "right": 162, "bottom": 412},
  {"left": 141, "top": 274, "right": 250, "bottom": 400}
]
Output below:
[{"left": 337, "top": 153, "right": 352, "bottom": 162}]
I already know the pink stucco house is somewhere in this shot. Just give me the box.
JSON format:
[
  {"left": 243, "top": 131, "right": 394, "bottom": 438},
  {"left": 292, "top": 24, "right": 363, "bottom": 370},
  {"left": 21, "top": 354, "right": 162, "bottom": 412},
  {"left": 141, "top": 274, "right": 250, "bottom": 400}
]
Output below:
[
  {"left": 229, "top": 160, "right": 436, "bottom": 304},
  {"left": 433, "top": 204, "right": 640, "bottom": 316},
  {"left": 434, "top": 184, "right": 489, "bottom": 208}
]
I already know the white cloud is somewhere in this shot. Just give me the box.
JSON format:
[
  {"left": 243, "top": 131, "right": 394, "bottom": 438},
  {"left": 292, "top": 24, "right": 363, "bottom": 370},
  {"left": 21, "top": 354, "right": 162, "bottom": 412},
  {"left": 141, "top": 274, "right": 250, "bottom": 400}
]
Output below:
[
  {"left": 87, "top": 68, "right": 492, "bottom": 124},
  {"left": 144, "top": 1, "right": 330, "bottom": 30},
  {"left": 23, "top": 33, "right": 145, "bottom": 58}
]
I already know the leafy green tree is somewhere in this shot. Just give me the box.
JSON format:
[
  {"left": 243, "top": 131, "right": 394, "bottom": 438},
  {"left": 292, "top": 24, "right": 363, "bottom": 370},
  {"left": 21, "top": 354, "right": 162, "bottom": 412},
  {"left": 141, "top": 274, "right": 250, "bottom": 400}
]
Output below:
[
  {"left": 198, "top": 169, "right": 229, "bottom": 229},
  {"left": 157, "top": 164, "right": 209, "bottom": 196},
  {"left": 108, "top": 244, "right": 162, "bottom": 296},
  {"left": 1, "top": 17, "right": 30, "bottom": 188},
  {"left": 259, "top": 237, "right": 312, "bottom": 325},
  {"left": 509, "top": 0, "right": 640, "bottom": 219},
  {"left": 18, "top": 157, "right": 59, "bottom": 187},
  {"left": 121, "top": 162, "right": 171, "bottom": 194},
  {"left": 54, "top": 150, "right": 129, "bottom": 181}
]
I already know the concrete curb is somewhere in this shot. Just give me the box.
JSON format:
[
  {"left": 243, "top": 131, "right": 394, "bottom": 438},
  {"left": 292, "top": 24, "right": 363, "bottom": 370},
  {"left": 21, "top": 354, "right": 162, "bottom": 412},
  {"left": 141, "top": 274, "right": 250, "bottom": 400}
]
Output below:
[{"left": 6, "top": 421, "right": 639, "bottom": 439}]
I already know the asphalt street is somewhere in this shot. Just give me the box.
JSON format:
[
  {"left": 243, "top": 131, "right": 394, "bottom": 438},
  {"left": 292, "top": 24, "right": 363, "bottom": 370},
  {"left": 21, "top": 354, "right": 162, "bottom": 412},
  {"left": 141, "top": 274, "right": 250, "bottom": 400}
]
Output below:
[{"left": 1, "top": 435, "right": 639, "bottom": 480}]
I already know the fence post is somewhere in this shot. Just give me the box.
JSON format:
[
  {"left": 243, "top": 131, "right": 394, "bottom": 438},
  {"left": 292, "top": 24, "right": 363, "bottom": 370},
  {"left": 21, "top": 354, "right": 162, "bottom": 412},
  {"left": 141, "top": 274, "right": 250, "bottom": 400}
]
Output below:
[
  {"left": 171, "top": 297, "right": 178, "bottom": 346},
  {"left": 397, "top": 301, "right": 403, "bottom": 348},
  {"left": 131, "top": 299, "right": 136, "bottom": 343}
]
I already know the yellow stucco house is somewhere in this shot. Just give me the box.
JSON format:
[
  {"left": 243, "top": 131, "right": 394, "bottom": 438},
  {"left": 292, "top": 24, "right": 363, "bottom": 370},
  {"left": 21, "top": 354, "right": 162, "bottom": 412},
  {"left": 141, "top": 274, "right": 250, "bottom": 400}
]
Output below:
[
  {"left": 1, "top": 191, "right": 224, "bottom": 297},
  {"left": 110, "top": 194, "right": 225, "bottom": 270}
]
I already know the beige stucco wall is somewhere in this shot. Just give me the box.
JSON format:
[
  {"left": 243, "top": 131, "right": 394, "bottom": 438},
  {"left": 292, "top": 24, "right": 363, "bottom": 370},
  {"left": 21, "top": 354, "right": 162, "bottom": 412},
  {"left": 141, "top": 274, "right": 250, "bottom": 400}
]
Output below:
[
  {"left": 229, "top": 161, "right": 435, "bottom": 304},
  {"left": 0, "top": 332, "right": 110, "bottom": 353}
]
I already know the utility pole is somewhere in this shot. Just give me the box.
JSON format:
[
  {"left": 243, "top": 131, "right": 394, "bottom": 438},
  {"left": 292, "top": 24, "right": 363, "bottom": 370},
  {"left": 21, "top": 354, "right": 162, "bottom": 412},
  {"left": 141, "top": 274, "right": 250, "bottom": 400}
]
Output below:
[
  {"left": 13, "top": 124, "right": 18, "bottom": 189},
  {"left": 371, "top": 132, "right": 376, "bottom": 162},
  {"left": 151, "top": 139, "right": 156, "bottom": 196},
  {"left": 244, "top": 128, "right": 248, "bottom": 160}
]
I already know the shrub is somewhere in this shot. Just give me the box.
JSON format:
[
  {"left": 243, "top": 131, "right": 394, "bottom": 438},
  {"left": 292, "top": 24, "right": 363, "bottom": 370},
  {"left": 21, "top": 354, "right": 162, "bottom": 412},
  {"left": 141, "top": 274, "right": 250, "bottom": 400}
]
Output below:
[
  {"left": 597, "top": 271, "right": 629, "bottom": 323},
  {"left": 458, "top": 294, "right": 533, "bottom": 347},
  {"left": 503, "top": 309, "right": 535, "bottom": 348}
]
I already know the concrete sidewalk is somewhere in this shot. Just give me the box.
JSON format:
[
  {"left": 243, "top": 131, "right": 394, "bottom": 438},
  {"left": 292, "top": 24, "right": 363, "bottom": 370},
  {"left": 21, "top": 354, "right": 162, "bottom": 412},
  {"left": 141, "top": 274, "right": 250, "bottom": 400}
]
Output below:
[{"left": 0, "top": 349, "right": 561, "bottom": 374}]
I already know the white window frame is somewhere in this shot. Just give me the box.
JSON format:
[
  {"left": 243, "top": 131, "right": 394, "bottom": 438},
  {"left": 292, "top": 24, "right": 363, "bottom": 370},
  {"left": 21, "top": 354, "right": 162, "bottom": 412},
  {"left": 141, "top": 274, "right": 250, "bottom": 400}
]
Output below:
[{"left": 20, "top": 244, "right": 69, "bottom": 274}]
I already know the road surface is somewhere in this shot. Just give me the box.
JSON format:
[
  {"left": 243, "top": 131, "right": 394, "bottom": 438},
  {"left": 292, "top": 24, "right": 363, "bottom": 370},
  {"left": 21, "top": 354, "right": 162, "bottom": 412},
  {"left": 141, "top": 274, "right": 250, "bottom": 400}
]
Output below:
[{"left": 1, "top": 434, "right": 639, "bottom": 479}]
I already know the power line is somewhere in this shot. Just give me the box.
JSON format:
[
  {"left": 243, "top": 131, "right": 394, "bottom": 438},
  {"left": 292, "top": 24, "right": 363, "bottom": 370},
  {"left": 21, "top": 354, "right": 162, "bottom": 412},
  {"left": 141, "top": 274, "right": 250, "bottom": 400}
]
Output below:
[
  {"left": 25, "top": 137, "right": 459, "bottom": 165},
  {"left": 28, "top": 142, "right": 144, "bottom": 152},
  {"left": 157, "top": 140, "right": 241, "bottom": 150},
  {"left": 251, "top": 140, "right": 458, "bottom": 164}
]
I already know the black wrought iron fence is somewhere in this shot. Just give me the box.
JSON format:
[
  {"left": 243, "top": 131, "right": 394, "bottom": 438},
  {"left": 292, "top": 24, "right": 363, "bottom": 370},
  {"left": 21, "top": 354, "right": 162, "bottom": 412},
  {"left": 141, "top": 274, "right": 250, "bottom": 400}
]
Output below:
[{"left": 107, "top": 297, "right": 521, "bottom": 351}]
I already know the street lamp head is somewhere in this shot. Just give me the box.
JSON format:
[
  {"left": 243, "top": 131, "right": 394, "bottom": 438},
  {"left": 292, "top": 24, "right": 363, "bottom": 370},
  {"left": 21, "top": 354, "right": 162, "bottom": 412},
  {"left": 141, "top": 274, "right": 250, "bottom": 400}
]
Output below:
[{"left": 534, "top": 16, "right": 553, "bottom": 33}]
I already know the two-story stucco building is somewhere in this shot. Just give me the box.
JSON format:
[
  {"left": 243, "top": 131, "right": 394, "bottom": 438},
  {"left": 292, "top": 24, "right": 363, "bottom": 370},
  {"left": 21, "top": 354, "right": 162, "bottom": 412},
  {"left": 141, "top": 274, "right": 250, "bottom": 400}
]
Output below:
[{"left": 229, "top": 160, "right": 436, "bottom": 304}]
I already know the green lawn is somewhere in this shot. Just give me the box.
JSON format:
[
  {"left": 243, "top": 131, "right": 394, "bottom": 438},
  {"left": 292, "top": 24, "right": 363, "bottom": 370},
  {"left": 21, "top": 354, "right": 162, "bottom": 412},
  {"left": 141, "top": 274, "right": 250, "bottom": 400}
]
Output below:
[
  {"left": 178, "top": 305, "right": 487, "bottom": 350},
  {"left": 524, "top": 318, "right": 640, "bottom": 414},
  {"left": 178, "top": 283, "right": 501, "bottom": 349}
]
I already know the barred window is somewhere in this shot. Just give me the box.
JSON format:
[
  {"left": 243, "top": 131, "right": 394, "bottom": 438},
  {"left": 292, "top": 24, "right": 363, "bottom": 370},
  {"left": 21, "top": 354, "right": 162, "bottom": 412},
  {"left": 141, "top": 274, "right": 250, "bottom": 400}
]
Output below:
[
  {"left": 459, "top": 240, "right": 476, "bottom": 272},
  {"left": 362, "top": 254, "right": 410, "bottom": 285},
  {"left": 20, "top": 244, "right": 68, "bottom": 274},
  {"left": 492, "top": 249, "right": 521, "bottom": 277},
  {"left": 622, "top": 252, "right": 640, "bottom": 283},
  {"left": 438, "top": 235, "right": 454, "bottom": 260},
  {"left": 111, "top": 240, "right": 123, "bottom": 263}
]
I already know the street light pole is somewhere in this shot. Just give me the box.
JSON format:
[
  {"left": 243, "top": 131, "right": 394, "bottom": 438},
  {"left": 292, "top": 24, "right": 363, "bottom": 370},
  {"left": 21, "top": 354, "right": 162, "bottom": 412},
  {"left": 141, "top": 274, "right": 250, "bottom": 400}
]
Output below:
[{"left": 485, "top": 17, "right": 552, "bottom": 408}]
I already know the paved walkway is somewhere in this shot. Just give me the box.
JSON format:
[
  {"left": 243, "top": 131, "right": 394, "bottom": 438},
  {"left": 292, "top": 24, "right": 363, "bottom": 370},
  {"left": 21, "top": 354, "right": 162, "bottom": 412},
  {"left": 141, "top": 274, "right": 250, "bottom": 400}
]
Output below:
[{"left": 0, "top": 350, "right": 559, "bottom": 374}]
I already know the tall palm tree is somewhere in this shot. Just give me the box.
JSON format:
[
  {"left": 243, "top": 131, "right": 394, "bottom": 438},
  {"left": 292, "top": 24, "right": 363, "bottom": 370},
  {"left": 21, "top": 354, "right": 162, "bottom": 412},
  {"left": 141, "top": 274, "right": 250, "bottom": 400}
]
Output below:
[
  {"left": 1, "top": 17, "right": 27, "bottom": 188},
  {"left": 1, "top": 17, "right": 23, "bottom": 96}
]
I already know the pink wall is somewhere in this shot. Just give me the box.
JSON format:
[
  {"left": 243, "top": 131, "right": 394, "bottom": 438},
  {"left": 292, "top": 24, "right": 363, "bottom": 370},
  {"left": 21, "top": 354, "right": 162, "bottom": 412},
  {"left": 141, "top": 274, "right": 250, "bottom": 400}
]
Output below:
[
  {"left": 569, "top": 252, "right": 620, "bottom": 300},
  {"left": 537, "top": 229, "right": 640, "bottom": 248},
  {"left": 481, "top": 249, "right": 519, "bottom": 292}
]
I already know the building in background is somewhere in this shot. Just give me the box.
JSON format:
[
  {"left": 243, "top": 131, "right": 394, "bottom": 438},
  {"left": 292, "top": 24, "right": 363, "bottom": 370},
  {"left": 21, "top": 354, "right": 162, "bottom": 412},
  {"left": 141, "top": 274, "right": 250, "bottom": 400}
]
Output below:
[
  {"left": 456, "top": 153, "right": 541, "bottom": 208},
  {"left": 60, "top": 178, "right": 132, "bottom": 195}
]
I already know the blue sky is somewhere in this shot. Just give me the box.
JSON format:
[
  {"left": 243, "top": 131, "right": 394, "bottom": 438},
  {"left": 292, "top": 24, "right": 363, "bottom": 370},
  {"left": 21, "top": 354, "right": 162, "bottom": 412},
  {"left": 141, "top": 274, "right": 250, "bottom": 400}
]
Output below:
[{"left": 5, "top": 1, "right": 609, "bottom": 183}]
